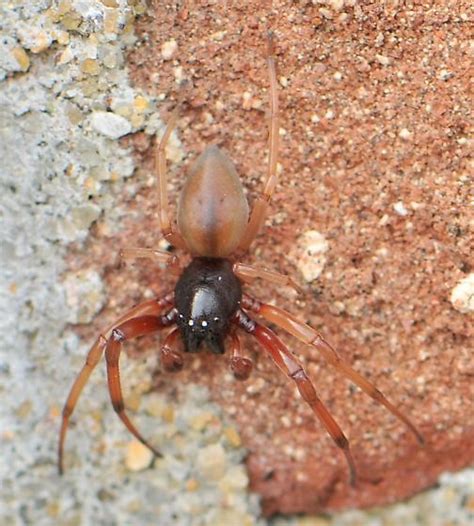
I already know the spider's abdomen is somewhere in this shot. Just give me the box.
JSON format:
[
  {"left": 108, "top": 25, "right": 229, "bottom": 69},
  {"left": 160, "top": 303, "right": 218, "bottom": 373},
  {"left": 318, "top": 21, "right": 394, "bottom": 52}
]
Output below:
[
  {"left": 177, "top": 145, "right": 249, "bottom": 258},
  {"left": 174, "top": 257, "right": 242, "bottom": 354}
]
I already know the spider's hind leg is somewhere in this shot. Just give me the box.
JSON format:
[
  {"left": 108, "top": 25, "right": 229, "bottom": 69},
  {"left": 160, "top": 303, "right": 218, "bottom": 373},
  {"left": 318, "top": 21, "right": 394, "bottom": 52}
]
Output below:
[
  {"left": 241, "top": 294, "right": 425, "bottom": 445},
  {"left": 234, "top": 308, "right": 357, "bottom": 485}
]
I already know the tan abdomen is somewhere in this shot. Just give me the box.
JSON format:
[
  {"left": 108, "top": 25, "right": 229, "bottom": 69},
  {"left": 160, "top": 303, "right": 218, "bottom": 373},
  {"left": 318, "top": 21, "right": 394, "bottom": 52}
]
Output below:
[{"left": 177, "top": 145, "right": 249, "bottom": 257}]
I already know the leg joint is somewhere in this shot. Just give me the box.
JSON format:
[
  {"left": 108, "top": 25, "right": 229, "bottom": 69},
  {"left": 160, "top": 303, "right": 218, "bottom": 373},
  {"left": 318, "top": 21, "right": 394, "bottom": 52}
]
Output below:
[
  {"left": 233, "top": 309, "right": 256, "bottom": 333},
  {"left": 289, "top": 367, "right": 305, "bottom": 380},
  {"left": 112, "top": 400, "right": 124, "bottom": 413},
  {"left": 112, "top": 329, "right": 125, "bottom": 342},
  {"left": 334, "top": 435, "right": 349, "bottom": 450}
]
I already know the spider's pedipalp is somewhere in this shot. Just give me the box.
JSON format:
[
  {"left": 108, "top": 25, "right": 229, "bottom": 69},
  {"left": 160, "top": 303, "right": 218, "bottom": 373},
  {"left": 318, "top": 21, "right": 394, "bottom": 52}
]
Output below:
[{"left": 229, "top": 330, "right": 253, "bottom": 381}]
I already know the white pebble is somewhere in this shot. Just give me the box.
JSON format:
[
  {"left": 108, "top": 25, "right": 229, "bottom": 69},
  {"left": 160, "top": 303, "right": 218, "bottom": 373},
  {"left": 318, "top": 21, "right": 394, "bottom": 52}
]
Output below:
[
  {"left": 90, "top": 111, "right": 132, "bottom": 139},
  {"left": 399, "top": 128, "right": 412, "bottom": 140},
  {"left": 393, "top": 201, "right": 409, "bottom": 216},
  {"left": 290, "top": 230, "right": 329, "bottom": 282},
  {"left": 450, "top": 274, "right": 474, "bottom": 314},
  {"left": 376, "top": 54, "right": 392, "bottom": 66},
  {"left": 196, "top": 443, "right": 226, "bottom": 481},
  {"left": 125, "top": 440, "right": 154, "bottom": 472},
  {"left": 161, "top": 39, "right": 178, "bottom": 60}
]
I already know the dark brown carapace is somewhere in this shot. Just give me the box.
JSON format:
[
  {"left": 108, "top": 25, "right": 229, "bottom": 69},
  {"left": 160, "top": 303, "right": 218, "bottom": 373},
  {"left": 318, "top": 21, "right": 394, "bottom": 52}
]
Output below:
[{"left": 58, "top": 35, "right": 424, "bottom": 484}]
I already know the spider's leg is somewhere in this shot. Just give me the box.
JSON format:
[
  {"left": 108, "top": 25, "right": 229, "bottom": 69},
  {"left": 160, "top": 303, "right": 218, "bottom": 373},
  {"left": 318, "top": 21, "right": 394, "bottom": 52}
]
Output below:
[
  {"left": 234, "top": 309, "right": 357, "bottom": 485},
  {"left": 58, "top": 293, "right": 174, "bottom": 474},
  {"left": 242, "top": 294, "right": 425, "bottom": 445},
  {"left": 105, "top": 311, "right": 177, "bottom": 455},
  {"left": 238, "top": 33, "right": 279, "bottom": 252},
  {"left": 120, "top": 248, "right": 182, "bottom": 275},
  {"left": 156, "top": 104, "right": 187, "bottom": 249},
  {"left": 233, "top": 262, "right": 302, "bottom": 294}
]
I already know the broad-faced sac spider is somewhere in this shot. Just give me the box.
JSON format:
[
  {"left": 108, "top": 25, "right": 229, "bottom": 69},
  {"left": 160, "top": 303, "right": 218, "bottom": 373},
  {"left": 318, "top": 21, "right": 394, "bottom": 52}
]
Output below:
[{"left": 58, "top": 34, "right": 424, "bottom": 485}]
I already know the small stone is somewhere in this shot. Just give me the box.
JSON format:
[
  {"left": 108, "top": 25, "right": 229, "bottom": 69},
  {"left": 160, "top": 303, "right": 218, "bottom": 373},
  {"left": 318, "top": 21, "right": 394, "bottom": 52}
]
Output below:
[
  {"left": 450, "top": 274, "right": 474, "bottom": 314},
  {"left": 218, "top": 465, "right": 248, "bottom": 491},
  {"left": 162, "top": 405, "right": 174, "bottom": 423},
  {"left": 143, "top": 394, "right": 167, "bottom": 417},
  {"left": 12, "top": 47, "right": 30, "bottom": 71},
  {"left": 104, "top": 11, "right": 118, "bottom": 34},
  {"left": 223, "top": 427, "right": 242, "bottom": 448},
  {"left": 393, "top": 201, "right": 409, "bottom": 216},
  {"left": 319, "top": 8, "right": 333, "bottom": 19},
  {"left": 57, "top": 47, "right": 74, "bottom": 65},
  {"left": 210, "top": 31, "right": 226, "bottom": 41},
  {"left": 90, "top": 111, "right": 132, "bottom": 139},
  {"left": 71, "top": 204, "right": 101, "bottom": 229},
  {"left": 196, "top": 443, "right": 226, "bottom": 480},
  {"left": 399, "top": 127, "right": 412, "bottom": 140},
  {"left": 185, "top": 478, "right": 199, "bottom": 491},
  {"left": 376, "top": 54, "right": 392, "bottom": 66},
  {"left": 15, "top": 400, "right": 33, "bottom": 419},
  {"left": 67, "top": 106, "right": 83, "bottom": 124},
  {"left": 61, "top": 12, "right": 82, "bottom": 30},
  {"left": 289, "top": 230, "right": 329, "bottom": 282},
  {"left": 134, "top": 95, "right": 149, "bottom": 112},
  {"left": 30, "top": 32, "right": 52, "bottom": 53},
  {"left": 326, "top": 0, "right": 344, "bottom": 11},
  {"left": 81, "top": 58, "right": 100, "bottom": 75},
  {"left": 125, "top": 440, "right": 154, "bottom": 471},
  {"left": 438, "top": 69, "right": 453, "bottom": 81},
  {"left": 161, "top": 39, "right": 177, "bottom": 60},
  {"left": 189, "top": 411, "right": 215, "bottom": 431},
  {"left": 57, "top": 0, "right": 72, "bottom": 15},
  {"left": 46, "top": 502, "right": 60, "bottom": 518}
]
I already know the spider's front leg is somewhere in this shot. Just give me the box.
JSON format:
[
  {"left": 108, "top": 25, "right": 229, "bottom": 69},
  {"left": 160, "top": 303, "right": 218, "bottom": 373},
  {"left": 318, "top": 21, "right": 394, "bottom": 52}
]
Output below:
[
  {"left": 58, "top": 293, "right": 174, "bottom": 474},
  {"left": 242, "top": 294, "right": 425, "bottom": 445},
  {"left": 105, "top": 311, "right": 178, "bottom": 456},
  {"left": 234, "top": 309, "right": 358, "bottom": 485}
]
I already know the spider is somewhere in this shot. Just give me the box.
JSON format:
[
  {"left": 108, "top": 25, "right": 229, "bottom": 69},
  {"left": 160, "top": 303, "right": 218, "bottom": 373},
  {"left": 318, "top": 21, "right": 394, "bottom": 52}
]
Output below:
[{"left": 58, "top": 35, "right": 424, "bottom": 484}]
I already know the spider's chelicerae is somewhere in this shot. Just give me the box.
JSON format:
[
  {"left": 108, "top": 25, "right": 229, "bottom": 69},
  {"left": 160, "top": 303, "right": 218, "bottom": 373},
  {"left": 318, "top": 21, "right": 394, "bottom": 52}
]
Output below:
[{"left": 58, "top": 35, "right": 424, "bottom": 484}]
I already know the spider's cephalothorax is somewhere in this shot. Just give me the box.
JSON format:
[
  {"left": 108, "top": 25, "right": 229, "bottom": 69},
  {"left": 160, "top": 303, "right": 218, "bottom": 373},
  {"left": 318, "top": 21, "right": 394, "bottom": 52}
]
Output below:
[
  {"left": 174, "top": 257, "right": 242, "bottom": 354},
  {"left": 58, "top": 35, "right": 424, "bottom": 485}
]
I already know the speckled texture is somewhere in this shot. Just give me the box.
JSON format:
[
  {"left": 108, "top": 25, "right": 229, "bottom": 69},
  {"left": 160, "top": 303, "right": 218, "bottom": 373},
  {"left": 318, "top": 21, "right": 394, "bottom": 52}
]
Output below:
[
  {"left": 121, "top": 0, "right": 473, "bottom": 516},
  {"left": 271, "top": 468, "right": 474, "bottom": 526},
  {"left": 0, "top": 2, "right": 262, "bottom": 525},
  {"left": 2, "top": 0, "right": 473, "bottom": 525}
]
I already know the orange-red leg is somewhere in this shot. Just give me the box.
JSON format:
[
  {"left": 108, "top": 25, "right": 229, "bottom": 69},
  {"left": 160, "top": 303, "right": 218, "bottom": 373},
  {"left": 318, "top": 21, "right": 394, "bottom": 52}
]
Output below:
[
  {"left": 105, "top": 313, "right": 177, "bottom": 456},
  {"left": 233, "top": 262, "right": 302, "bottom": 294},
  {"left": 120, "top": 247, "right": 182, "bottom": 276},
  {"left": 156, "top": 105, "right": 187, "bottom": 249},
  {"left": 233, "top": 309, "right": 357, "bottom": 484},
  {"left": 242, "top": 294, "right": 425, "bottom": 445},
  {"left": 58, "top": 294, "right": 174, "bottom": 474},
  {"left": 238, "top": 33, "right": 279, "bottom": 251}
]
